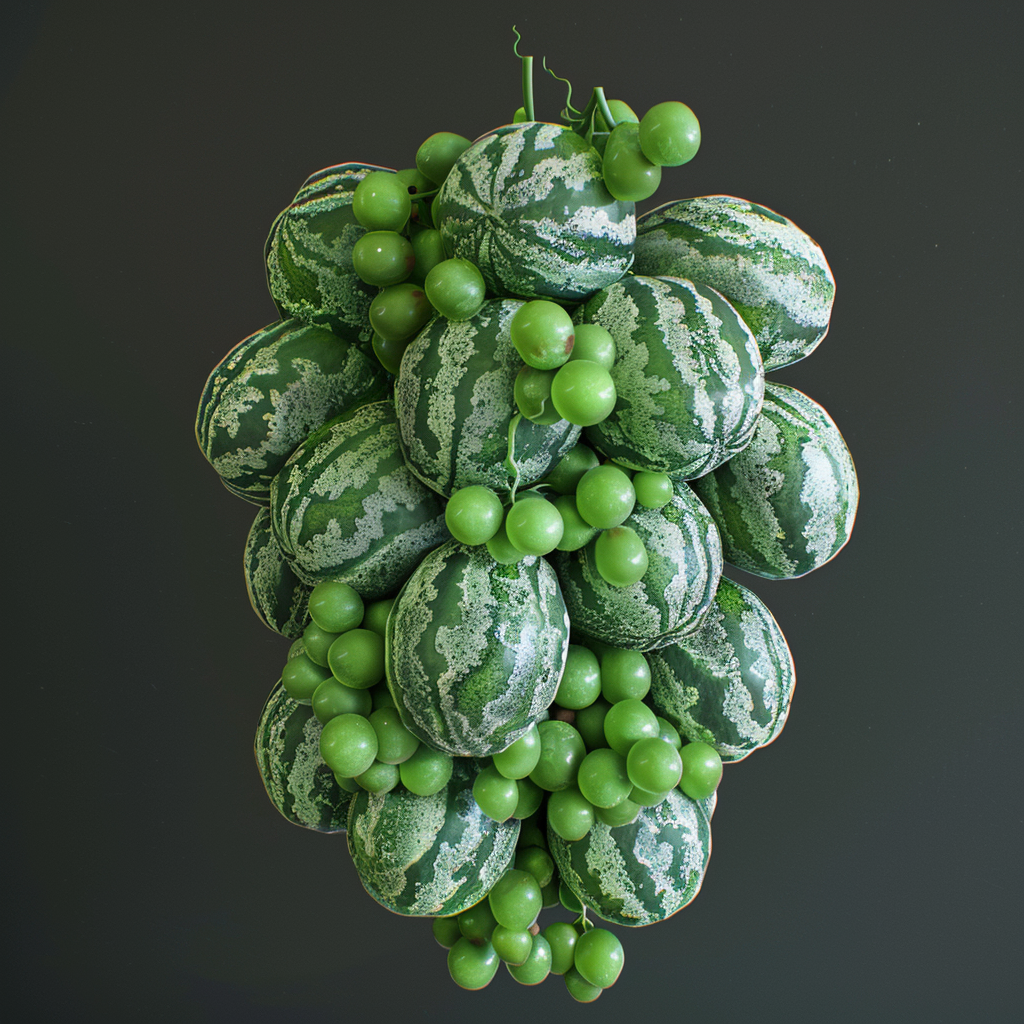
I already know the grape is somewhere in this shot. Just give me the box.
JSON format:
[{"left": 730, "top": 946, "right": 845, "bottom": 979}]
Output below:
[
  {"left": 594, "top": 98, "right": 639, "bottom": 130},
  {"left": 491, "top": 926, "right": 533, "bottom": 965},
  {"left": 286, "top": 639, "right": 304, "bottom": 661},
  {"left": 656, "top": 716, "right": 682, "bottom": 749},
  {"left": 595, "top": 526, "right": 649, "bottom": 586},
  {"left": 574, "top": 698, "right": 611, "bottom": 750},
  {"left": 547, "top": 786, "right": 595, "bottom": 841},
  {"left": 308, "top": 581, "right": 363, "bottom": 634},
  {"left": 484, "top": 520, "right": 525, "bottom": 564},
  {"left": 600, "top": 648, "right": 651, "bottom": 703},
  {"left": 492, "top": 723, "right": 541, "bottom": 780},
  {"left": 281, "top": 653, "right": 332, "bottom": 702},
  {"left": 559, "top": 882, "right": 582, "bottom": 913},
  {"left": 368, "top": 706, "right": 419, "bottom": 764},
  {"left": 352, "top": 171, "right": 411, "bottom": 231},
  {"left": 577, "top": 747, "right": 631, "bottom": 808},
  {"left": 638, "top": 101, "right": 701, "bottom": 166},
  {"left": 312, "top": 677, "right": 372, "bottom": 724},
  {"left": 540, "top": 878, "right": 560, "bottom": 908},
  {"left": 512, "top": 776, "right": 544, "bottom": 819},
  {"left": 432, "top": 915, "right": 462, "bottom": 948},
  {"left": 424, "top": 258, "right": 486, "bottom": 320},
  {"left": 515, "top": 846, "right": 554, "bottom": 888},
  {"left": 530, "top": 720, "right": 586, "bottom": 791},
  {"left": 553, "top": 494, "right": 599, "bottom": 552},
  {"left": 679, "top": 741, "right": 723, "bottom": 799},
  {"left": 568, "top": 323, "right": 616, "bottom": 369},
  {"left": 543, "top": 443, "right": 600, "bottom": 494},
  {"left": 627, "top": 736, "right": 683, "bottom": 792},
  {"left": 368, "top": 283, "right": 433, "bottom": 343},
  {"left": 448, "top": 937, "right": 499, "bottom": 990},
  {"left": 371, "top": 332, "right": 408, "bottom": 374},
  {"left": 399, "top": 745, "right": 453, "bottom": 796},
  {"left": 409, "top": 227, "right": 446, "bottom": 286},
  {"left": 507, "top": 934, "right": 552, "bottom": 985},
  {"left": 573, "top": 927, "right": 624, "bottom": 988},
  {"left": 514, "top": 365, "right": 560, "bottom": 425},
  {"left": 396, "top": 166, "right": 433, "bottom": 194},
  {"left": 370, "top": 682, "right": 396, "bottom": 711},
  {"left": 351, "top": 230, "right": 415, "bottom": 287},
  {"left": 354, "top": 759, "right": 400, "bottom": 794},
  {"left": 575, "top": 464, "right": 636, "bottom": 529},
  {"left": 554, "top": 645, "right": 601, "bottom": 710},
  {"left": 300, "top": 620, "right": 340, "bottom": 667},
  {"left": 517, "top": 817, "right": 546, "bottom": 850},
  {"left": 327, "top": 628, "right": 385, "bottom": 689},
  {"left": 602, "top": 122, "right": 661, "bottom": 202},
  {"left": 458, "top": 900, "right": 498, "bottom": 941},
  {"left": 565, "top": 966, "right": 603, "bottom": 1002},
  {"left": 629, "top": 784, "right": 671, "bottom": 807},
  {"left": 488, "top": 869, "right": 542, "bottom": 931},
  {"left": 542, "top": 921, "right": 578, "bottom": 975},
  {"left": 633, "top": 470, "right": 673, "bottom": 509},
  {"left": 603, "top": 698, "right": 659, "bottom": 756},
  {"left": 473, "top": 766, "right": 519, "bottom": 822},
  {"left": 504, "top": 497, "right": 564, "bottom": 556},
  {"left": 319, "top": 713, "right": 378, "bottom": 777},
  {"left": 549, "top": 360, "right": 616, "bottom": 426},
  {"left": 416, "top": 132, "right": 471, "bottom": 185},
  {"left": 445, "top": 485, "right": 504, "bottom": 545},
  {"left": 595, "top": 797, "right": 640, "bottom": 827},
  {"left": 510, "top": 300, "right": 575, "bottom": 370},
  {"left": 360, "top": 598, "right": 394, "bottom": 638}
]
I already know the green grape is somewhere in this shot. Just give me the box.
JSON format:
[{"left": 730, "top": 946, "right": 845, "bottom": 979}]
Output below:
[
  {"left": 577, "top": 747, "right": 632, "bottom": 809},
  {"left": 368, "top": 283, "right": 433, "bottom": 343},
  {"left": 594, "top": 98, "right": 639, "bottom": 130},
  {"left": 361, "top": 597, "right": 394, "bottom": 638},
  {"left": 627, "top": 736, "right": 683, "bottom": 792},
  {"left": 286, "top": 638, "right": 305, "bottom": 661},
  {"left": 447, "top": 937, "right": 499, "bottom": 990},
  {"left": 512, "top": 776, "right": 544, "bottom": 819},
  {"left": 300, "top": 620, "right": 340, "bottom": 667},
  {"left": 679, "top": 741, "right": 723, "bottom": 799},
  {"left": 312, "top": 677, "right": 372, "bottom": 724},
  {"left": 574, "top": 698, "right": 611, "bottom": 750},
  {"left": 514, "top": 365, "right": 561, "bottom": 425},
  {"left": 543, "top": 443, "right": 600, "bottom": 494},
  {"left": 491, "top": 926, "right": 533, "bottom": 966},
  {"left": 530, "top": 720, "right": 586, "bottom": 791},
  {"left": 493, "top": 723, "right": 541, "bottom": 780},
  {"left": 603, "top": 122, "right": 661, "bottom": 202},
  {"left": 575, "top": 464, "right": 636, "bottom": 529},
  {"left": 458, "top": 900, "right": 498, "bottom": 941},
  {"left": 354, "top": 759, "right": 400, "bottom": 794},
  {"left": 600, "top": 648, "right": 651, "bottom": 703},
  {"left": 473, "top": 766, "right": 519, "bottom": 823},
  {"left": 568, "top": 323, "right": 616, "bottom": 369},
  {"left": 629, "top": 784, "right": 671, "bottom": 807},
  {"left": 489, "top": 869, "right": 542, "bottom": 931},
  {"left": 517, "top": 816, "right": 546, "bottom": 850},
  {"left": 595, "top": 797, "right": 640, "bottom": 827},
  {"left": 595, "top": 526, "right": 649, "bottom": 586},
  {"left": 573, "top": 927, "right": 624, "bottom": 988},
  {"left": 424, "top": 258, "right": 486, "bottom": 320},
  {"left": 333, "top": 772, "right": 359, "bottom": 793},
  {"left": 308, "top": 581, "right": 364, "bottom": 634},
  {"left": 416, "top": 131, "right": 471, "bottom": 185},
  {"left": 432, "top": 915, "right": 462, "bottom": 948},
  {"left": 396, "top": 166, "right": 433, "bottom": 194},
  {"left": 565, "top": 966, "right": 603, "bottom": 1001},
  {"left": 508, "top": 934, "right": 551, "bottom": 985},
  {"left": 559, "top": 882, "right": 582, "bottom": 913},
  {"left": 633, "top": 470, "right": 673, "bottom": 509},
  {"left": 352, "top": 171, "right": 411, "bottom": 231},
  {"left": 370, "top": 682, "right": 396, "bottom": 711},
  {"left": 319, "top": 713, "right": 378, "bottom": 777},
  {"left": 547, "top": 786, "right": 595, "bottom": 841},
  {"left": 638, "top": 101, "right": 701, "bottom": 166},
  {"left": 540, "top": 877, "right": 560, "bottom": 908},
  {"left": 327, "top": 628, "right": 385, "bottom": 689},
  {"left": 550, "top": 360, "right": 616, "bottom": 427},
  {"left": 281, "top": 653, "right": 332, "bottom": 702},
  {"left": 603, "top": 698, "right": 659, "bottom": 756},
  {"left": 371, "top": 331, "right": 408, "bottom": 374},
  {"left": 515, "top": 846, "right": 554, "bottom": 888},
  {"left": 368, "top": 706, "right": 419, "bottom": 764},
  {"left": 553, "top": 494, "right": 599, "bottom": 552},
  {"left": 504, "top": 497, "right": 564, "bottom": 556},
  {"left": 484, "top": 520, "right": 525, "bottom": 564},
  {"left": 399, "top": 745, "right": 453, "bottom": 796},
  {"left": 351, "top": 230, "right": 415, "bottom": 287},
  {"left": 510, "top": 300, "right": 575, "bottom": 370},
  {"left": 409, "top": 227, "right": 446, "bottom": 286},
  {"left": 410, "top": 198, "right": 433, "bottom": 230},
  {"left": 543, "top": 921, "right": 578, "bottom": 975},
  {"left": 656, "top": 716, "right": 683, "bottom": 749},
  {"left": 555, "top": 645, "right": 602, "bottom": 710},
  {"left": 445, "top": 485, "right": 504, "bottom": 545}
]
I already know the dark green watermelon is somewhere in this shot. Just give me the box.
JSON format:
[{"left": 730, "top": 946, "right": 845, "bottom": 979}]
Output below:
[{"left": 243, "top": 507, "right": 312, "bottom": 639}]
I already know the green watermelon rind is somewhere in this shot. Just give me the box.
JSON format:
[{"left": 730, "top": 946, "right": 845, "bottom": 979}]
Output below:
[{"left": 243, "top": 507, "right": 312, "bottom": 639}]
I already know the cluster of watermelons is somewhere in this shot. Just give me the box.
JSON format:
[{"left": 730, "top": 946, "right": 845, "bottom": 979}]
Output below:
[{"left": 196, "top": 43, "right": 857, "bottom": 1001}]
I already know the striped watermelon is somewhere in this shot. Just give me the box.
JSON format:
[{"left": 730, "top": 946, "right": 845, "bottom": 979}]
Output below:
[
  {"left": 648, "top": 577, "right": 795, "bottom": 761},
  {"left": 575, "top": 275, "right": 765, "bottom": 477},
  {"left": 265, "top": 162, "right": 393, "bottom": 351},
  {"left": 196, "top": 318, "right": 389, "bottom": 505},
  {"left": 552, "top": 480, "right": 722, "bottom": 651},
  {"left": 243, "top": 507, "right": 312, "bottom": 639},
  {"left": 396, "top": 300, "right": 580, "bottom": 497},
  {"left": 548, "top": 788, "right": 711, "bottom": 927},
  {"left": 347, "top": 758, "right": 519, "bottom": 916},
  {"left": 254, "top": 683, "right": 351, "bottom": 832},
  {"left": 385, "top": 540, "right": 569, "bottom": 757},
  {"left": 690, "top": 382, "right": 858, "bottom": 579},
  {"left": 634, "top": 196, "right": 835, "bottom": 372},
  {"left": 435, "top": 122, "right": 635, "bottom": 301},
  {"left": 271, "top": 399, "right": 448, "bottom": 599}
]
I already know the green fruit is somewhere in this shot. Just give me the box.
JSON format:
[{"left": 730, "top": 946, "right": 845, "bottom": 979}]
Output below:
[{"left": 242, "top": 508, "right": 311, "bottom": 639}]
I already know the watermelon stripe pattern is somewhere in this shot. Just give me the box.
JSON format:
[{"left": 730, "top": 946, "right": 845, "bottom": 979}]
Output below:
[
  {"left": 196, "top": 318, "right": 389, "bottom": 505},
  {"left": 690, "top": 382, "right": 858, "bottom": 579},
  {"left": 254, "top": 683, "right": 351, "bottom": 832},
  {"left": 396, "top": 300, "right": 580, "bottom": 497},
  {"left": 634, "top": 196, "right": 835, "bottom": 371},
  {"left": 243, "top": 508, "right": 312, "bottom": 639},
  {"left": 436, "top": 122, "right": 635, "bottom": 301},
  {"left": 548, "top": 788, "right": 711, "bottom": 927},
  {"left": 575, "top": 275, "right": 765, "bottom": 478},
  {"left": 648, "top": 577, "right": 795, "bottom": 761},
  {"left": 553, "top": 480, "right": 722, "bottom": 651},
  {"left": 347, "top": 759, "right": 519, "bottom": 916},
  {"left": 385, "top": 541, "right": 569, "bottom": 757},
  {"left": 271, "top": 400, "right": 448, "bottom": 599}
]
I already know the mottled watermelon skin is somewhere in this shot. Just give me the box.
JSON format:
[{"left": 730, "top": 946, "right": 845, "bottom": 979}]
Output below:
[
  {"left": 552, "top": 480, "right": 722, "bottom": 651},
  {"left": 648, "top": 577, "right": 795, "bottom": 761},
  {"left": 254, "top": 683, "right": 351, "bottom": 832},
  {"left": 575, "top": 275, "right": 765, "bottom": 478},
  {"left": 435, "top": 122, "right": 635, "bottom": 301},
  {"left": 265, "top": 162, "right": 393, "bottom": 351},
  {"left": 690, "top": 382, "right": 858, "bottom": 579},
  {"left": 396, "top": 299, "right": 580, "bottom": 497},
  {"left": 385, "top": 541, "right": 569, "bottom": 757},
  {"left": 196, "top": 318, "right": 389, "bottom": 505},
  {"left": 634, "top": 196, "right": 835, "bottom": 372},
  {"left": 548, "top": 788, "right": 711, "bottom": 927},
  {"left": 243, "top": 507, "right": 312, "bottom": 639},
  {"left": 347, "top": 758, "right": 519, "bottom": 916},
  {"left": 271, "top": 399, "right": 448, "bottom": 599}
]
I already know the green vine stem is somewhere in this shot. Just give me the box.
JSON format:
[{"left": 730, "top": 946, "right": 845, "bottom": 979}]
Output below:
[{"left": 512, "top": 26, "right": 535, "bottom": 121}]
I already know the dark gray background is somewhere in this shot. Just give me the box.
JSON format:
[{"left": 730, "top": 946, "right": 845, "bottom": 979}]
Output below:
[{"left": 3, "top": 0, "right": 1021, "bottom": 1020}]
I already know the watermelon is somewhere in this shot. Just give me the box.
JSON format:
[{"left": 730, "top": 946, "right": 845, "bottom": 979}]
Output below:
[
  {"left": 574, "top": 275, "right": 765, "bottom": 477},
  {"left": 196, "top": 318, "right": 389, "bottom": 505},
  {"left": 648, "top": 577, "right": 795, "bottom": 761},
  {"left": 347, "top": 758, "right": 519, "bottom": 916},
  {"left": 633, "top": 196, "right": 835, "bottom": 372},
  {"left": 690, "top": 382, "right": 858, "bottom": 579},
  {"left": 254, "top": 683, "right": 351, "bottom": 832},
  {"left": 243, "top": 507, "right": 312, "bottom": 639},
  {"left": 265, "top": 162, "right": 393, "bottom": 351},
  {"left": 435, "top": 122, "right": 635, "bottom": 301},
  {"left": 271, "top": 399, "right": 448, "bottom": 599},
  {"left": 385, "top": 540, "right": 569, "bottom": 757},
  {"left": 552, "top": 479, "right": 722, "bottom": 651},
  {"left": 396, "top": 299, "right": 580, "bottom": 497},
  {"left": 548, "top": 788, "right": 711, "bottom": 927}
]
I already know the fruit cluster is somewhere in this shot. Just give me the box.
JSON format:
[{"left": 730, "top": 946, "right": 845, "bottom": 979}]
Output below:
[{"left": 199, "top": 34, "right": 858, "bottom": 1001}]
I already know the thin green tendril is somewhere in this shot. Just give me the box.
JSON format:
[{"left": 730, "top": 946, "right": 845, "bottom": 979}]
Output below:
[
  {"left": 506, "top": 413, "right": 523, "bottom": 503},
  {"left": 543, "top": 56, "right": 580, "bottom": 120},
  {"left": 512, "top": 24, "right": 523, "bottom": 57}
]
